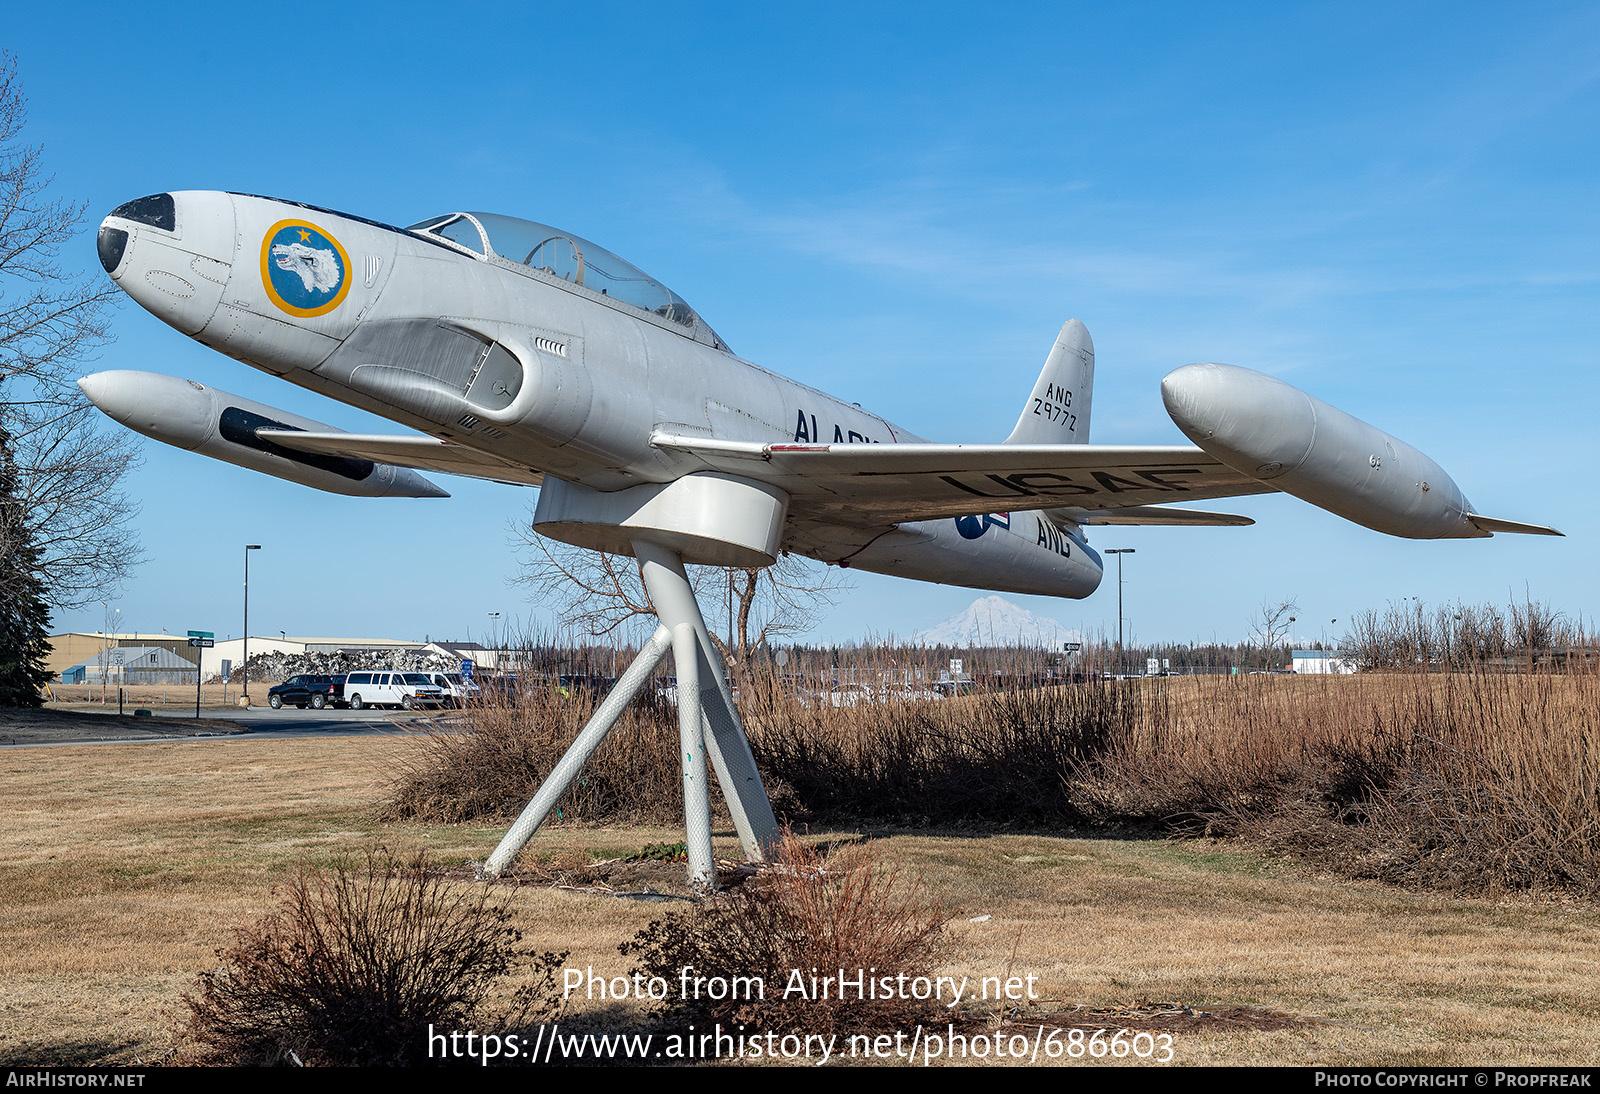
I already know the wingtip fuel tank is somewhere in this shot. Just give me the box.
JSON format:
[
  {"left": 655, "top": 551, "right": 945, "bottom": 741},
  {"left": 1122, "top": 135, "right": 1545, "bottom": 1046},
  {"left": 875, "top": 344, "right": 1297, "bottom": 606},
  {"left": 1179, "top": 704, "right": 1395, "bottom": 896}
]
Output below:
[
  {"left": 78, "top": 370, "right": 449, "bottom": 499},
  {"left": 1160, "top": 362, "right": 1484, "bottom": 539}
]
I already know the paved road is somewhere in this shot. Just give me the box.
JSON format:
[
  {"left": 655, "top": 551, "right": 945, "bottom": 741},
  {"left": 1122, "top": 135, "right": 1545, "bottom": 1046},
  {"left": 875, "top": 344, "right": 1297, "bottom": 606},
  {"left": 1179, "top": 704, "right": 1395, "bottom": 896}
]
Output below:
[
  {"left": 0, "top": 705, "right": 458, "bottom": 747},
  {"left": 229, "top": 705, "right": 433, "bottom": 735}
]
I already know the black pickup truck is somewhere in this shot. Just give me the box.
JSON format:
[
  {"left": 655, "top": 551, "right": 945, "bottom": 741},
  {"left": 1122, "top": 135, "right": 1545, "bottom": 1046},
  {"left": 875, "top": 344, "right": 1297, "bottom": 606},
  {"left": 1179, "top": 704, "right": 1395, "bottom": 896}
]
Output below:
[{"left": 266, "top": 674, "right": 344, "bottom": 709}]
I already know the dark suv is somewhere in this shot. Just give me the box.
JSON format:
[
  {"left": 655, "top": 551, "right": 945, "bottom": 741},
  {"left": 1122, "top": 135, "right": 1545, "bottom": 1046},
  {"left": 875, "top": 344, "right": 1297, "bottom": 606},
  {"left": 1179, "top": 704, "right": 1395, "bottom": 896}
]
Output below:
[{"left": 266, "top": 675, "right": 340, "bottom": 709}]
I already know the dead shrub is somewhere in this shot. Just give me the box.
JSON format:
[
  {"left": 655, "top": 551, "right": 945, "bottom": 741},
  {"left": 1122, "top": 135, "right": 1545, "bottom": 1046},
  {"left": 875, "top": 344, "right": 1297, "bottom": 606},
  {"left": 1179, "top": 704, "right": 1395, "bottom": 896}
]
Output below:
[
  {"left": 1075, "top": 669, "right": 1600, "bottom": 897},
  {"left": 620, "top": 832, "right": 949, "bottom": 1034},
  {"left": 178, "top": 850, "right": 565, "bottom": 1066},
  {"left": 382, "top": 685, "right": 683, "bottom": 825},
  {"left": 746, "top": 679, "right": 1132, "bottom": 825}
]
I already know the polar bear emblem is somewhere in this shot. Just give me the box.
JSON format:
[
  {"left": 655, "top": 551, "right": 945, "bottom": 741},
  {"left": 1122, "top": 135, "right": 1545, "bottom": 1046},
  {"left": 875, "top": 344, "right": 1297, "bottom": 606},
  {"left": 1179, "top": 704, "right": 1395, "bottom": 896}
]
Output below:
[{"left": 271, "top": 241, "right": 343, "bottom": 294}]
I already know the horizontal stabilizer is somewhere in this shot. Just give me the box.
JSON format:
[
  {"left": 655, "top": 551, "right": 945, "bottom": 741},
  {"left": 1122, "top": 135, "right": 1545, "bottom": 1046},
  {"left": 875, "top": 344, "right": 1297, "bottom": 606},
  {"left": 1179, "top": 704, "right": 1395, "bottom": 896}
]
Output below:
[
  {"left": 257, "top": 431, "right": 543, "bottom": 486},
  {"left": 1466, "top": 514, "right": 1564, "bottom": 537},
  {"left": 1056, "top": 504, "right": 1255, "bottom": 527}
]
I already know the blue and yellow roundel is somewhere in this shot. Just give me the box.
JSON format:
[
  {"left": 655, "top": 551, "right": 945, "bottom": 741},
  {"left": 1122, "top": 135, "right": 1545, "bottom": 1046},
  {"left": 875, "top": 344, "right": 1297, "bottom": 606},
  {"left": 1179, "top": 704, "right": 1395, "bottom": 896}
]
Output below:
[{"left": 259, "top": 220, "right": 352, "bottom": 318}]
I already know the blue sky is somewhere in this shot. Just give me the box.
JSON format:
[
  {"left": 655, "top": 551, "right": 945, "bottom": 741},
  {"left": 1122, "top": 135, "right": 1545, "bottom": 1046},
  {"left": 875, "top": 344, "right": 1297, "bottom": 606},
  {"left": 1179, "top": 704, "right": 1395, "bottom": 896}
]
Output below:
[{"left": 17, "top": 2, "right": 1597, "bottom": 647}]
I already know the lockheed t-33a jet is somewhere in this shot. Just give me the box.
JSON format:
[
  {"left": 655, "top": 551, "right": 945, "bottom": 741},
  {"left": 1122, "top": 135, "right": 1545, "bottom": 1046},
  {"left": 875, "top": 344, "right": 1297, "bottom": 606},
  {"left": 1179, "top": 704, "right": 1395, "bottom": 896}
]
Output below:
[{"left": 82, "top": 191, "right": 1560, "bottom": 887}]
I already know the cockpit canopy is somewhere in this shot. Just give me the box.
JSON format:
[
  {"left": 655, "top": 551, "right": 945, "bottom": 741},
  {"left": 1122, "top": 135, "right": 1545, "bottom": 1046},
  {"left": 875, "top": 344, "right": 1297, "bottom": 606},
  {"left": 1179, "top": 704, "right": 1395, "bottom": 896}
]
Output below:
[{"left": 408, "top": 212, "right": 728, "bottom": 351}]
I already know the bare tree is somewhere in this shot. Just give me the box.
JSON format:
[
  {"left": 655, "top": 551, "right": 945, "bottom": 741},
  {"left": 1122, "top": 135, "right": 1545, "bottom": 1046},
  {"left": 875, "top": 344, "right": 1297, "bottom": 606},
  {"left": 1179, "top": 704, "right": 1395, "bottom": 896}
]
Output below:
[
  {"left": 1341, "top": 607, "right": 1387, "bottom": 671},
  {"left": 705, "top": 559, "right": 853, "bottom": 672},
  {"left": 1511, "top": 596, "right": 1562, "bottom": 658},
  {"left": 512, "top": 525, "right": 852, "bottom": 683},
  {"left": 0, "top": 53, "right": 140, "bottom": 610},
  {"left": 514, "top": 534, "right": 661, "bottom": 639},
  {"left": 1248, "top": 596, "right": 1299, "bottom": 670}
]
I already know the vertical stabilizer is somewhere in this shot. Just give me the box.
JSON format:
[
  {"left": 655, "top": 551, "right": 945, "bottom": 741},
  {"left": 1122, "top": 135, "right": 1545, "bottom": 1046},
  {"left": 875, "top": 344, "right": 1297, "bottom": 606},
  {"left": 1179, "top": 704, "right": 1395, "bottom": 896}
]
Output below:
[{"left": 1004, "top": 319, "right": 1094, "bottom": 444}]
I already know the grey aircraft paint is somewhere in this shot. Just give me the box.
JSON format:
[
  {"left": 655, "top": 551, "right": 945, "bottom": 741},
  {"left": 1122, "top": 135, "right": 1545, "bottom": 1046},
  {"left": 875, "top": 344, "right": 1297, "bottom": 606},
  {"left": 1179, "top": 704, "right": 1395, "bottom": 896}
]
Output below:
[{"left": 82, "top": 190, "right": 1560, "bottom": 609}]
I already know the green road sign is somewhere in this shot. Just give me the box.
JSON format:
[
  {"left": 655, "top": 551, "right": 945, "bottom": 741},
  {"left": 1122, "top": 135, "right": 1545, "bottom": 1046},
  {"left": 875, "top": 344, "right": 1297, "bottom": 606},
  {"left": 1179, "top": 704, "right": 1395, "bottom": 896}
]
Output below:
[{"left": 187, "top": 630, "right": 214, "bottom": 638}]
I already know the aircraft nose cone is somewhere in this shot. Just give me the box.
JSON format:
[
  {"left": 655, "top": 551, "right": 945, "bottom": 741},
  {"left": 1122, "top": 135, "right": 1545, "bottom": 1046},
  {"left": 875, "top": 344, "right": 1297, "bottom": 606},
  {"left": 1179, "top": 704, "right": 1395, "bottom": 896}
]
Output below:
[
  {"left": 98, "top": 191, "right": 236, "bottom": 336},
  {"left": 97, "top": 193, "right": 177, "bottom": 277}
]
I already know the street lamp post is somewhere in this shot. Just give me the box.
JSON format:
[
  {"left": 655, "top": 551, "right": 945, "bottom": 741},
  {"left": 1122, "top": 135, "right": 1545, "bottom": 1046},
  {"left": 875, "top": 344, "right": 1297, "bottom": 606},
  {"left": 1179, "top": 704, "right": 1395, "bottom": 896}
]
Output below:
[
  {"left": 243, "top": 545, "right": 261, "bottom": 704},
  {"left": 1105, "top": 549, "right": 1135, "bottom": 677},
  {"left": 99, "top": 600, "right": 110, "bottom": 702}
]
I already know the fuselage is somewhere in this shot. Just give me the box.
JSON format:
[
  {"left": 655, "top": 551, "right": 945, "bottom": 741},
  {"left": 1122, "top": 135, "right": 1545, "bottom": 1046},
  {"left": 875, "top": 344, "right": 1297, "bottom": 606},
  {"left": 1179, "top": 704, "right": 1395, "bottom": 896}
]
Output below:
[{"left": 96, "top": 191, "right": 1105, "bottom": 599}]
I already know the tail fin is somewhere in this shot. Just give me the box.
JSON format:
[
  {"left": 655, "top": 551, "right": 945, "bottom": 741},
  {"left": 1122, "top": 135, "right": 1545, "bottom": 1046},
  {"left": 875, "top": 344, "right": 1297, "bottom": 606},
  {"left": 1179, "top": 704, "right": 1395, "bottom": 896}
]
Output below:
[{"left": 1004, "top": 318, "right": 1094, "bottom": 444}]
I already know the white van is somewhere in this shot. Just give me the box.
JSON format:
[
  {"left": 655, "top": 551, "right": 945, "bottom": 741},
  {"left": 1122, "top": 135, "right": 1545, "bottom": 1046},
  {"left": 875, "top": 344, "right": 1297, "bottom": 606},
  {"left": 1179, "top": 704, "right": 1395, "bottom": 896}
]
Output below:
[
  {"left": 341, "top": 671, "right": 447, "bottom": 710},
  {"left": 426, "top": 672, "right": 480, "bottom": 707}
]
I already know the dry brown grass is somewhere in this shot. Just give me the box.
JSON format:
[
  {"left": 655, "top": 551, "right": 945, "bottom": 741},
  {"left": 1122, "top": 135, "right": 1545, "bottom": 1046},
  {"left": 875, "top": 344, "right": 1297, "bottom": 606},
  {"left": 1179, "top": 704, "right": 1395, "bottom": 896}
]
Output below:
[
  {"left": 1, "top": 737, "right": 386, "bottom": 1064},
  {"left": 1077, "top": 671, "right": 1600, "bottom": 895},
  {"left": 744, "top": 678, "right": 1131, "bottom": 825},
  {"left": 756, "top": 667, "right": 1600, "bottom": 899},
  {"left": 381, "top": 687, "right": 686, "bottom": 825},
  {"left": 3, "top": 731, "right": 1600, "bottom": 1065},
  {"left": 385, "top": 662, "right": 1600, "bottom": 900}
]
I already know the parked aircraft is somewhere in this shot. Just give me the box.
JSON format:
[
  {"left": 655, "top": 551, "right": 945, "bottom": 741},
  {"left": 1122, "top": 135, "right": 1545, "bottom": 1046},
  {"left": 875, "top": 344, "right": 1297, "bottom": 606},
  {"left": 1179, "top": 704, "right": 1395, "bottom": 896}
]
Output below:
[{"left": 81, "top": 192, "right": 1560, "bottom": 884}]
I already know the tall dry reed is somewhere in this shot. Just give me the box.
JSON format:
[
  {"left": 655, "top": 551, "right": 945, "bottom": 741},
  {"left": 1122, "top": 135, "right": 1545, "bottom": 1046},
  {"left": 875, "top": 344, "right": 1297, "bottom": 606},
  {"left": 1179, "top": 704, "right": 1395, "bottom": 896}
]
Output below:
[
  {"left": 381, "top": 684, "right": 683, "bottom": 825},
  {"left": 743, "top": 675, "right": 1135, "bottom": 825},
  {"left": 1076, "top": 669, "right": 1600, "bottom": 895},
  {"left": 387, "top": 601, "right": 1600, "bottom": 896}
]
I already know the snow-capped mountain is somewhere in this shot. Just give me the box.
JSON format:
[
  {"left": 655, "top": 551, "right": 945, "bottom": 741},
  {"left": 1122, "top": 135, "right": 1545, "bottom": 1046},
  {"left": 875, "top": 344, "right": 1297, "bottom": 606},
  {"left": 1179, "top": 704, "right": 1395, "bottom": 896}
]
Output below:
[{"left": 909, "top": 595, "right": 1080, "bottom": 648}]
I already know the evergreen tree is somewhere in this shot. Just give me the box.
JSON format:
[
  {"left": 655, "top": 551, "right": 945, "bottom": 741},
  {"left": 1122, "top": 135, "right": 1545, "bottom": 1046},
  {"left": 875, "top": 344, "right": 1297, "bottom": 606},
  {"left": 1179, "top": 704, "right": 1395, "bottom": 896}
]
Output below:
[{"left": 0, "top": 423, "right": 50, "bottom": 706}]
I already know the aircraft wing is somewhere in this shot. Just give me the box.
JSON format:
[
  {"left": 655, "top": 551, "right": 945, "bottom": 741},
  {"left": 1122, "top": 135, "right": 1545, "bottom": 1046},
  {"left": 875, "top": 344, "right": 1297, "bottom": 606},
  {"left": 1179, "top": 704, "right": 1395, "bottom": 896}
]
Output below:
[
  {"left": 649, "top": 433, "right": 1275, "bottom": 525},
  {"left": 256, "top": 430, "right": 544, "bottom": 487}
]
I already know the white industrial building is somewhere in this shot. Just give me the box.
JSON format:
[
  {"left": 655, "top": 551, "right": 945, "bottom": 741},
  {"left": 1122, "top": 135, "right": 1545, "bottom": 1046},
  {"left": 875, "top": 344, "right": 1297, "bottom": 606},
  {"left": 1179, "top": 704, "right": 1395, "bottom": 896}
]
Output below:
[{"left": 1292, "top": 649, "right": 1357, "bottom": 675}]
